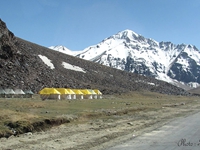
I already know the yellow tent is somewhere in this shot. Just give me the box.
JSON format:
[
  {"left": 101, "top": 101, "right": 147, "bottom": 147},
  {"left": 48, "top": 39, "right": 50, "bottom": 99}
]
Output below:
[
  {"left": 94, "top": 89, "right": 102, "bottom": 99},
  {"left": 80, "top": 89, "right": 91, "bottom": 94},
  {"left": 66, "top": 89, "right": 76, "bottom": 99},
  {"left": 72, "top": 89, "right": 84, "bottom": 99},
  {"left": 55, "top": 88, "right": 71, "bottom": 100},
  {"left": 80, "top": 89, "right": 93, "bottom": 99},
  {"left": 39, "top": 88, "right": 61, "bottom": 100},
  {"left": 94, "top": 89, "right": 102, "bottom": 95},
  {"left": 39, "top": 88, "right": 60, "bottom": 94}
]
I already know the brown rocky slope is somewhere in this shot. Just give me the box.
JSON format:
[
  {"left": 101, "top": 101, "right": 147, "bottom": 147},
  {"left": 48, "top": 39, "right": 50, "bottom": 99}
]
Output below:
[{"left": 0, "top": 19, "right": 191, "bottom": 95}]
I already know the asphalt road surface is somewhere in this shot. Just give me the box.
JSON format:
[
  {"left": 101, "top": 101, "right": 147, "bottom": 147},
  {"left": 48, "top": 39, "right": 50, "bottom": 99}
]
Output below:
[{"left": 107, "top": 112, "right": 200, "bottom": 150}]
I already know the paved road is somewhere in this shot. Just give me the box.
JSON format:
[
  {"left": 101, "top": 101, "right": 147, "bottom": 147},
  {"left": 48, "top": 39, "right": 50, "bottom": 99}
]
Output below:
[{"left": 107, "top": 112, "right": 200, "bottom": 150}]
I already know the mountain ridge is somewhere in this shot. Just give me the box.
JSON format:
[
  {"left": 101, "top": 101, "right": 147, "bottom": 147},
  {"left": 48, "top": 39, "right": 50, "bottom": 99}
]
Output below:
[{"left": 50, "top": 30, "right": 200, "bottom": 90}]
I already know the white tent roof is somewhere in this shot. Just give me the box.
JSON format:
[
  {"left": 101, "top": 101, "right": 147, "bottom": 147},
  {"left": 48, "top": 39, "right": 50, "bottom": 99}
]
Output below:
[
  {"left": 24, "top": 90, "right": 34, "bottom": 94},
  {"left": 0, "top": 89, "right": 6, "bottom": 94},
  {"left": 14, "top": 89, "right": 25, "bottom": 94},
  {"left": 4, "top": 89, "right": 15, "bottom": 94}
]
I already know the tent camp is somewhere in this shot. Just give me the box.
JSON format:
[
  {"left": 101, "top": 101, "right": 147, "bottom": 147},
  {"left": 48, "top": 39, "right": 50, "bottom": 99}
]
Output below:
[
  {"left": 94, "top": 89, "right": 102, "bottom": 99},
  {"left": 39, "top": 88, "right": 61, "bottom": 100},
  {"left": 4, "top": 89, "right": 15, "bottom": 98},
  {"left": 66, "top": 89, "right": 76, "bottom": 99},
  {"left": 72, "top": 89, "right": 83, "bottom": 99},
  {"left": 88, "top": 89, "right": 98, "bottom": 99},
  {"left": 80, "top": 89, "right": 93, "bottom": 99},
  {"left": 13, "top": 89, "right": 25, "bottom": 98},
  {"left": 24, "top": 90, "right": 34, "bottom": 98},
  {"left": 0, "top": 89, "right": 6, "bottom": 98},
  {"left": 55, "top": 88, "right": 71, "bottom": 100}
]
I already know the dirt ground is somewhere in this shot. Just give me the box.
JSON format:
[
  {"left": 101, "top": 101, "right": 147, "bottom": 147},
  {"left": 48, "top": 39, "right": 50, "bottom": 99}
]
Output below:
[{"left": 0, "top": 97, "right": 200, "bottom": 150}]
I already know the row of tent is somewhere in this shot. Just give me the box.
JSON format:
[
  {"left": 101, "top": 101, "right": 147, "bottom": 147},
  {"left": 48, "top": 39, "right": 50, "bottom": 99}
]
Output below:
[
  {"left": 39, "top": 88, "right": 102, "bottom": 100},
  {"left": 0, "top": 89, "right": 34, "bottom": 98}
]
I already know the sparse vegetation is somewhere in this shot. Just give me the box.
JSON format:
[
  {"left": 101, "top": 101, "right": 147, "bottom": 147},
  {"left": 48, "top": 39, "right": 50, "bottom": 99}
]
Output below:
[{"left": 0, "top": 91, "right": 198, "bottom": 138}]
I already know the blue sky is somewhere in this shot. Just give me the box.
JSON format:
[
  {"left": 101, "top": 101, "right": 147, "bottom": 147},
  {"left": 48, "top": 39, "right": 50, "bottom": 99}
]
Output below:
[{"left": 0, "top": 0, "right": 200, "bottom": 50}]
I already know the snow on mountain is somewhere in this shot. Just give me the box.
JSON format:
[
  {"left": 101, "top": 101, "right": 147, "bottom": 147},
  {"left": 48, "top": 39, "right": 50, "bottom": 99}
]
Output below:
[
  {"left": 49, "top": 45, "right": 81, "bottom": 56},
  {"left": 50, "top": 29, "right": 200, "bottom": 89},
  {"left": 38, "top": 55, "right": 55, "bottom": 69},
  {"left": 62, "top": 62, "right": 86, "bottom": 73}
]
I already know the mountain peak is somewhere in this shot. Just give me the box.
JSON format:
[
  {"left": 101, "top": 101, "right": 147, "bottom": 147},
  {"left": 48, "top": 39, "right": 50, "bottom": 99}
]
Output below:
[
  {"left": 112, "top": 29, "right": 139, "bottom": 40},
  {"left": 49, "top": 45, "right": 71, "bottom": 53},
  {"left": 49, "top": 45, "right": 82, "bottom": 56},
  {"left": 121, "top": 29, "right": 138, "bottom": 35},
  {"left": 49, "top": 45, "right": 70, "bottom": 51}
]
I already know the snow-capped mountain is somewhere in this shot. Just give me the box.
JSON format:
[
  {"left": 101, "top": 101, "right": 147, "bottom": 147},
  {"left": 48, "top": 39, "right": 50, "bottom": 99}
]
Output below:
[
  {"left": 50, "top": 29, "right": 200, "bottom": 89},
  {"left": 49, "top": 45, "right": 81, "bottom": 56}
]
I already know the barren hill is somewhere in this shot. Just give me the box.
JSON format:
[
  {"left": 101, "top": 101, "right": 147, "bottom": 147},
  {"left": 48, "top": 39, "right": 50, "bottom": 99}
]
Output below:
[{"left": 0, "top": 19, "right": 190, "bottom": 95}]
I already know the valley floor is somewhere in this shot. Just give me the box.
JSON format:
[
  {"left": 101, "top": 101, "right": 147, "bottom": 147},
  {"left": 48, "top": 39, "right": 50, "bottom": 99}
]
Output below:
[{"left": 0, "top": 94, "right": 200, "bottom": 150}]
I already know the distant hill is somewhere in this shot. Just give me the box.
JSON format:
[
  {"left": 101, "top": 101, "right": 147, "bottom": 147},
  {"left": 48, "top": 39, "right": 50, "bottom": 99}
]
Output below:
[
  {"left": 188, "top": 87, "right": 200, "bottom": 95},
  {"left": 0, "top": 19, "right": 191, "bottom": 95}
]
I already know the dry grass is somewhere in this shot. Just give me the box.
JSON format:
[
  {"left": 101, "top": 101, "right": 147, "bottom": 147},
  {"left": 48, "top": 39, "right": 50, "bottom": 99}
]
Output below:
[{"left": 0, "top": 91, "right": 199, "bottom": 137}]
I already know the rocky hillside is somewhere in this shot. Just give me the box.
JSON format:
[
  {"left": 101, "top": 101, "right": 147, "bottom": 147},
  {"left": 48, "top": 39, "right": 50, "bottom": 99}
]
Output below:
[{"left": 0, "top": 19, "right": 191, "bottom": 95}]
